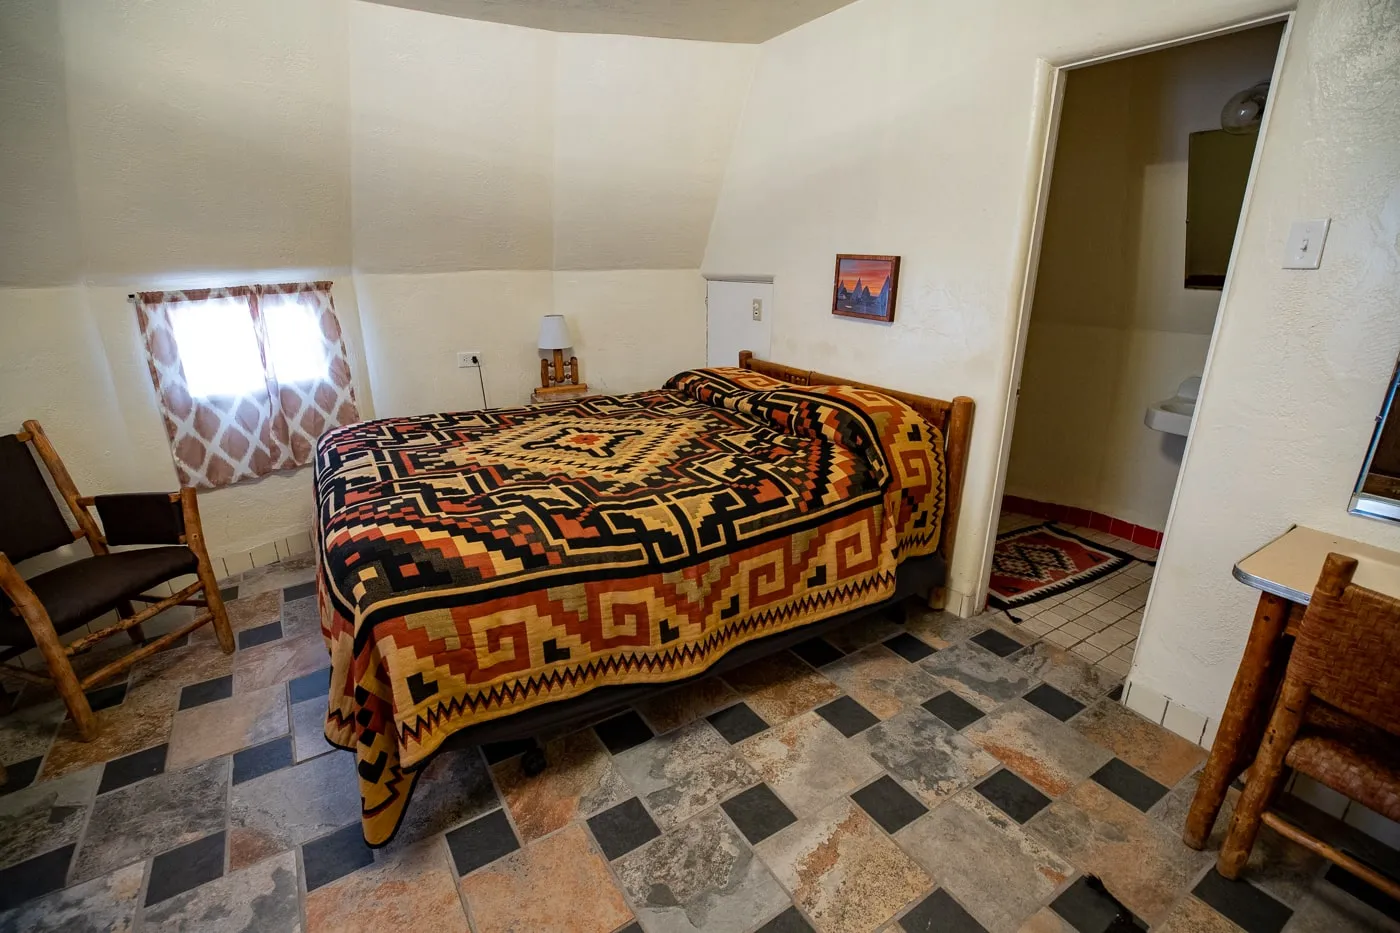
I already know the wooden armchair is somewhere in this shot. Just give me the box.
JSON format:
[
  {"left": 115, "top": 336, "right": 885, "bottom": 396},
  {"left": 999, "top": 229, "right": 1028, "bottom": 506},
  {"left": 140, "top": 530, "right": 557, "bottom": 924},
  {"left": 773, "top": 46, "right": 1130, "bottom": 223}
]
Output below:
[
  {"left": 1218, "top": 552, "right": 1400, "bottom": 899},
  {"left": 0, "top": 420, "right": 234, "bottom": 740}
]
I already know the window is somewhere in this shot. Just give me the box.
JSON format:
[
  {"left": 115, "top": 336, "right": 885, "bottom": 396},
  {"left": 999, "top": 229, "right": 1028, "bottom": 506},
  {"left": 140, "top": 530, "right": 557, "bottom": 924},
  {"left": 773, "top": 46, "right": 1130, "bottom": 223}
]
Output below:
[{"left": 135, "top": 282, "right": 359, "bottom": 489}]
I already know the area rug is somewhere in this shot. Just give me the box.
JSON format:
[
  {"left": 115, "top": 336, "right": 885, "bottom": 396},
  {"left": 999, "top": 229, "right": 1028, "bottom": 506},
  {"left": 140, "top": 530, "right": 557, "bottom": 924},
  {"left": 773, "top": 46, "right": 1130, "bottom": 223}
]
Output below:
[{"left": 987, "top": 523, "right": 1134, "bottom": 610}]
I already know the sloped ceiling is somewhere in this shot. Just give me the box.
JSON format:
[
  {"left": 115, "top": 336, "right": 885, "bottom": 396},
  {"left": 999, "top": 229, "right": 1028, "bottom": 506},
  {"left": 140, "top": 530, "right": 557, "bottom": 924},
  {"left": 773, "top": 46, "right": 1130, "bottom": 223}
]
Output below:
[{"left": 364, "top": 0, "right": 858, "bottom": 43}]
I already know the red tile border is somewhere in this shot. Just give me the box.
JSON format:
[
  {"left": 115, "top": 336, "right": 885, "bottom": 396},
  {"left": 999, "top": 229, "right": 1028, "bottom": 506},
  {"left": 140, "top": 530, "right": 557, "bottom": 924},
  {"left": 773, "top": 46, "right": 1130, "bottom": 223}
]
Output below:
[{"left": 1003, "top": 497, "right": 1162, "bottom": 553}]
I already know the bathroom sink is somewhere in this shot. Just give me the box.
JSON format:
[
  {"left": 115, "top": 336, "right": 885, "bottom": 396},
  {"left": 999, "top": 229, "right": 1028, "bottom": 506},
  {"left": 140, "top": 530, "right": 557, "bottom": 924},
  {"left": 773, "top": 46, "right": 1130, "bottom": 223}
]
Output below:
[{"left": 1145, "top": 377, "right": 1200, "bottom": 437}]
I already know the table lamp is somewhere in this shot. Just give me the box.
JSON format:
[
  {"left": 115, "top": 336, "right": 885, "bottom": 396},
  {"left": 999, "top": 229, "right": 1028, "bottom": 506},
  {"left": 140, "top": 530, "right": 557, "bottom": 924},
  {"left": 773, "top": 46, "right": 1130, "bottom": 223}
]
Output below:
[{"left": 538, "top": 314, "right": 580, "bottom": 389}]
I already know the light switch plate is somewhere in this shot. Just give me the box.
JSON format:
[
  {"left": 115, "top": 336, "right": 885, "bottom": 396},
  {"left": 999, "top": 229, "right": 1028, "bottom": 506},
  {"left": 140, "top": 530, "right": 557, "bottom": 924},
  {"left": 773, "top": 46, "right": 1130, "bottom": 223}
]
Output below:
[{"left": 1283, "top": 218, "right": 1330, "bottom": 270}]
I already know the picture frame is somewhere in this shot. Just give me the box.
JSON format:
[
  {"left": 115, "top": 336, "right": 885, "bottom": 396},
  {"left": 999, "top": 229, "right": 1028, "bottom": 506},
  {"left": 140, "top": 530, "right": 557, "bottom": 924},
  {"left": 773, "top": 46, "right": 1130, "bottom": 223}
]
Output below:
[{"left": 831, "top": 254, "right": 900, "bottom": 323}]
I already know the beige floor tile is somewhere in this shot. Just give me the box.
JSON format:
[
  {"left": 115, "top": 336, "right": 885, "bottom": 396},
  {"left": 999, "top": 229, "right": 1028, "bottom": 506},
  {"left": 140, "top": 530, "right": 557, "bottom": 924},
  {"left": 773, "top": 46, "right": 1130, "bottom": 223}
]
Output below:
[
  {"left": 737, "top": 711, "right": 882, "bottom": 816},
  {"left": 463, "top": 824, "right": 631, "bottom": 933},
  {"left": 1071, "top": 698, "right": 1206, "bottom": 786},
  {"left": 757, "top": 798, "right": 931, "bottom": 933},
  {"left": 166, "top": 683, "right": 288, "bottom": 770},
  {"left": 309, "top": 841, "right": 469, "bottom": 933},
  {"left": 1070, "top": 643, "right": 1107, "bottom": 663}
]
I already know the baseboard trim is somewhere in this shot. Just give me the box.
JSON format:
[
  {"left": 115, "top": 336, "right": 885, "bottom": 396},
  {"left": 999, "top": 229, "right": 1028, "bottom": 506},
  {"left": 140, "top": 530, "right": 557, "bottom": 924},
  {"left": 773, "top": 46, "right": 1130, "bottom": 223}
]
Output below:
[
  {"left": 212, "top": 530, "right": 314, "bottom": 583},
  {"left": 1003, "top": 495, "right": 1164, "bottom": 550},
  {"left": 1123, "top": 678, "right": 1400, "bottom": 851}
]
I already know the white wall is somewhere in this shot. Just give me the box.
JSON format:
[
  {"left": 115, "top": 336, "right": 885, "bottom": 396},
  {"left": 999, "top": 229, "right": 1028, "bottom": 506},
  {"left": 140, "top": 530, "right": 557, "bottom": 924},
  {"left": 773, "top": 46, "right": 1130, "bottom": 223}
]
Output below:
[
  {"left": 1135, "top": 0, "right": 1400, "bottom": 719},
  {"left": 702, "top": 0, "right": 1292, "bottom": 607},
  {"left": 1, "top": 0, "right": 746, "bottom": 559},
  {"left": 0, "top": 0, "right": 365, "bottom": 561},
  {"left": 1006, "top": 28, "right": 1281, "bottom": 531},
  {"left": 346, "top": 1, "right": 749, "bottom": 415}
]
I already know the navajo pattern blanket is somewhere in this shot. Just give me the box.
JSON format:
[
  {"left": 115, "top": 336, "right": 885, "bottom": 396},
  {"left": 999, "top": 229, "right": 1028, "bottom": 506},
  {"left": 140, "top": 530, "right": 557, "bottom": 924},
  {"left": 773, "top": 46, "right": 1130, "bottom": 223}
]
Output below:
[{"left": 314, "top": 367, "right": 945, "bottom": 844}]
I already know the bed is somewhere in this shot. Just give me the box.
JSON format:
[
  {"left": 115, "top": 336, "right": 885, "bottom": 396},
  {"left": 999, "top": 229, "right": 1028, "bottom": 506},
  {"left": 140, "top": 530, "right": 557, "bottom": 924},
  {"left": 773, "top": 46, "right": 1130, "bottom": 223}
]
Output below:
[{"left": 314, "top": 353, "right": 973, "bottom": 844}]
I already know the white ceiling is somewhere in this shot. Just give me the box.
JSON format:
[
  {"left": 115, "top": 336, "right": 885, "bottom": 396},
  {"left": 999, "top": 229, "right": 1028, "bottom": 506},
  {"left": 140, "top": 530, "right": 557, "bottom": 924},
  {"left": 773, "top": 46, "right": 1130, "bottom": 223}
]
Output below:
[{"left": 364, "top": 0, "right": 860, "bottom": 43}]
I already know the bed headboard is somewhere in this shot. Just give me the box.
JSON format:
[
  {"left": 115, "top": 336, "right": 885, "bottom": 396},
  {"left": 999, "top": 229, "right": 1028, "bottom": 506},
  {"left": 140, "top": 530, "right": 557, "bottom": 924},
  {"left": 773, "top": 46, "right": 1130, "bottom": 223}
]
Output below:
[{"left": 738, "top": 350, "right": 974, "bottom": 609}]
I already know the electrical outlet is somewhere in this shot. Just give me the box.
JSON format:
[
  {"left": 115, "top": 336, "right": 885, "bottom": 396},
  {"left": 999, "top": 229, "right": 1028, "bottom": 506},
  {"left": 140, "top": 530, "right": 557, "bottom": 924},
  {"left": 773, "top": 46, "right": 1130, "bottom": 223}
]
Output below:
[
  {"left": 456, "top": 351, "right": 482, "bottom": 368},
  {"left": 751, "top": 298, "right": 763, "bottom": 321}
]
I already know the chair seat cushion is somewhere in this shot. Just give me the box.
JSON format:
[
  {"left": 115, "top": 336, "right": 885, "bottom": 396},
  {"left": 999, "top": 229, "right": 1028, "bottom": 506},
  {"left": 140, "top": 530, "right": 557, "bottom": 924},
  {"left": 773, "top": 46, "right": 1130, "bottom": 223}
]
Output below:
[
  {"left": 0, "top": 547, "right": 199, "bottom": 648},
  {"left": 1287, "top": 702, "right": 1400, "bottom": 823}
]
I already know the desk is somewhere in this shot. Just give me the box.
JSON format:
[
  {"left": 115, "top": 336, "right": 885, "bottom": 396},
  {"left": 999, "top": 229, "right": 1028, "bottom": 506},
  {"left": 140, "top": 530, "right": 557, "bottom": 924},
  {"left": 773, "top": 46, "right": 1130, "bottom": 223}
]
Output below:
[{"left": 1183, "top": 525, "right": 1400, "bottom": 848}]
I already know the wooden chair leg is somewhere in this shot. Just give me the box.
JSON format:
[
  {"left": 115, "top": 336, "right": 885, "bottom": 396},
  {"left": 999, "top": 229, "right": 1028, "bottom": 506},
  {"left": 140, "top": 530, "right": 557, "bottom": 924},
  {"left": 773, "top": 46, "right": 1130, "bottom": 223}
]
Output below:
[
  {"left": 1218, "top": 680, "right": 1307, "bottom": 877},
  {"left": 118, "top": 600, "right": 146, "bottom": 644},
  {"left": 181, "top": 488, "right": 235, "bottom": 655},
  {"left": 0, "top": 555, "right": 99, "bottom": 740}
]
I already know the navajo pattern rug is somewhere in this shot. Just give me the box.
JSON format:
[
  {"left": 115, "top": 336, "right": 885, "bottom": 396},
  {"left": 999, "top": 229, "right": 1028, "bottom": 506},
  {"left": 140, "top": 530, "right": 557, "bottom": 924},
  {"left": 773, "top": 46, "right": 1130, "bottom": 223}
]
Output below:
[
  {"left": 313, "top": 367, "right": 945, "bottom": 844},
  {"left": 986, "top": 523, "right": 1133, "bottom": 610}
]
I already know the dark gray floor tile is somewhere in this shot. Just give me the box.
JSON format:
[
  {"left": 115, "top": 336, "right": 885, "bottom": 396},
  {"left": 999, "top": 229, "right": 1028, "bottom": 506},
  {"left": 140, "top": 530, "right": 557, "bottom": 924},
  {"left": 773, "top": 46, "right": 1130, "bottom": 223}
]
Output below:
[
  {"left": 922, "top": 691, "right": 985, "bottom": 731},
  {"left": 98, "top": 744, "right": 167, "bottom": 795},
  {"left": 0, "top": 843, "right": 73, "bottom": 911},
  {"left": 145, "top": 831, "right": 225, "bottom": 906},
  {"left": 885, "top": 632, "right": 936, "bottom": 663},
  {"left": 814, "top": 696, "right": 879, "bottom": 738},
  {"left": 288, "top": 667, "right": 331, "bottom": 705},
  {"left": 446, "top": 809, "right": 519, "bottom": 876},
  {"left": 1108, "top": 684, "right": 1124, "bottom": 701},
  {"left": 219, "top": 585, "right": 239, "bottom": 602},
  {"left": 722, "top": 783, "right": 796, "bottom": 845},
  {"left": 0, "top": 756, "right": 41, "bottom": 796},
  {"left": 1091, "top": 758, "right": 1168, "bottom": 812},
  {"left": 974, "top": 769, "right": 1050, "bottom": 824},
  {"left": 757, "top": 905, "right": 816, "bottom": 932},
  {"left": 1194, "top": 868, "right": 1293, "bottom": 933},
  {"left": 587, "top": 797, "right": 660, "bottom": 860},
  {"left": 237, "top": 621, "right": 282, "bottom": 650},
  {"left": 1051, "top": 875, "right": 1144, "bottom": 933},
  {"left": 594, "top": 710, "right": 654, "bottom": 755},
  {"left": 1324, "top": 863, "right": 1400, "bottom": 922},
  {"left": 1023, "top": 682, "right": 1086, "bottom": 722},
  {"left": 282, "top": 581, "right": 316, "bottom": 601},
  {"left": 84, "top": 683, "right": 128, "bottom": 714},
  {"left": 971, "top": 628, "right": 1024, "bottom": 658},
  {"left": 900, "top": 889, "right": 988, "bottom": 933},
  {"left": 851, "top": 774, "right": 927, "bottom": 833},
  {"left": 707, "top": 701, "right": 769, "bottom": 744},
  {"left": 179, "top": 675, "right": 233, "bottom": 711},
  {"left": 791, "top": 637, "right": 845, "bottom": 668},
  {"left": 302, "top": 823, "right": 374, "bottom": 892},
  {"left": 232, "top": 736, "right": 295, "bottom": 785},
  {"left": 480, "top": 737, "right": 537, "bottom": 764}
]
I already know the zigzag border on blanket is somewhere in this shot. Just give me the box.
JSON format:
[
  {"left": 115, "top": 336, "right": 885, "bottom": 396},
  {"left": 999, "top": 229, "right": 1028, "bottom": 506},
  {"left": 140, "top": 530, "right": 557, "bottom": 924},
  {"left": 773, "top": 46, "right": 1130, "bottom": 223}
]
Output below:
[{"left": 394, "top": 568, "right": 899, "bottom": 745}]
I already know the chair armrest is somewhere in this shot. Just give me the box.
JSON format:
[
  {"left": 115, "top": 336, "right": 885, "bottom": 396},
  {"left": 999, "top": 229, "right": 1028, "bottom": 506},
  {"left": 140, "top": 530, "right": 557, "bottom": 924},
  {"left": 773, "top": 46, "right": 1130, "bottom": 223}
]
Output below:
[{"left": 93, "top": 493, "right": 186, "bottom": 546}]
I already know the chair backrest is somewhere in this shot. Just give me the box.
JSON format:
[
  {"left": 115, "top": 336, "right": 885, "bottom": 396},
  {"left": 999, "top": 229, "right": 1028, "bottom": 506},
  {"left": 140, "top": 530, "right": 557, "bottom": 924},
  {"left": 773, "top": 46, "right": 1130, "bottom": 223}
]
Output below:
[
  {"left": 0, "top": 433, "right": 73, "bottom": 563},
  {"left": 1292, "top": 552, "right": 1400, "bottom": 737}
]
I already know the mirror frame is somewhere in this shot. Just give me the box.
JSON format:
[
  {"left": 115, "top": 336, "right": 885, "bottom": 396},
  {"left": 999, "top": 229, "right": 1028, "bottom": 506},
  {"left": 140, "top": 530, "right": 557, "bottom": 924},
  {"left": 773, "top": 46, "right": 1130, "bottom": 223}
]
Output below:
[{"left": 1350, "top": 356, "right": 1400, "bottom": 523}]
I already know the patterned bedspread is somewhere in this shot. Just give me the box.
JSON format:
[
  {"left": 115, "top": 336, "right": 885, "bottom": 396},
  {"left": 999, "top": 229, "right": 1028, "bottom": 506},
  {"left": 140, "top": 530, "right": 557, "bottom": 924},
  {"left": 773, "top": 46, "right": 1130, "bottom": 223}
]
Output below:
[{"left": 313, "top": 367, "right": 946, "bottom": 844}]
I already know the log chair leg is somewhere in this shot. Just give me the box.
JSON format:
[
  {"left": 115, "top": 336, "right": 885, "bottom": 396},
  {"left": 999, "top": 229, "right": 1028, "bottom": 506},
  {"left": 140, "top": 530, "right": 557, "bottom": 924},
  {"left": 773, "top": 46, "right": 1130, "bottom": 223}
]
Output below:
[
  {"left": 0, "top": 556, "right": 99, "bottom": 740},
  {"left": 1218, "top": 680, "right": 1307, "bottom": 877},
  {"left": 1184, "top": 591, "right": 1292, "bottom": 849},
  {"left": 118, "top": 600, "right": 146, "bottom": 644},
  {"left": 182, "top": 488, "right": 236, "bottom": 655}
]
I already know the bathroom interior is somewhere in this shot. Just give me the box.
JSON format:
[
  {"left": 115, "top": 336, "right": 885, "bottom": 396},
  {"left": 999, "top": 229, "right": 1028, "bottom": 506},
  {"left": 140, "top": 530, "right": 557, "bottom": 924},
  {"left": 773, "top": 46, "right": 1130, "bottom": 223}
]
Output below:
[{"left": 991, "top": 22, "right": 1286, "bottom": 673}]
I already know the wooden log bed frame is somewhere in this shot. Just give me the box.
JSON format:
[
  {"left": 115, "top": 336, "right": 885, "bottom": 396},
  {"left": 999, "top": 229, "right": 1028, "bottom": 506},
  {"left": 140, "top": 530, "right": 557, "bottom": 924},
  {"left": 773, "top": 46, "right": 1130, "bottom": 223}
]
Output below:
[
  {"left": 737, "top": 350, "right": 975, "bottom": 609},
  {"left": 438, "top": 352, "right": 975, "bottom": 759}
]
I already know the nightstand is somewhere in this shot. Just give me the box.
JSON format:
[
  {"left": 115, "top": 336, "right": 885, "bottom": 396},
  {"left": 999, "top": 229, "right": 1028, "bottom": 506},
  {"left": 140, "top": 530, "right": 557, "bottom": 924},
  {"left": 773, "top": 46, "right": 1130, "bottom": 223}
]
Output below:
[{"left": 531, "top": 383, "right": 591, "bottom": 404}]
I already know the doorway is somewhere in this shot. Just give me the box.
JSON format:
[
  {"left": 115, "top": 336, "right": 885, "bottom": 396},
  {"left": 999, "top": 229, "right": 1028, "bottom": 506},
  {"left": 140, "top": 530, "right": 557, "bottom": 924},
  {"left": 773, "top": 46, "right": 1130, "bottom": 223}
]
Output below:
[
  {"left": 981, "top": 18, "right": 1289, "bottom": 682},
  {"left": 706, "top": 278, "right": 773, "bottom": 368}
]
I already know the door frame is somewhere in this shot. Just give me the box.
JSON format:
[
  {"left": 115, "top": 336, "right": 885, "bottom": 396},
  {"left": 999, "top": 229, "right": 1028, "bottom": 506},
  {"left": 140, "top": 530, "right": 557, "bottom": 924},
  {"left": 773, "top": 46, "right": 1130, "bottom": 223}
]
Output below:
[{"left": 971, "top": 11, "right": 1296, "bottom": 613}]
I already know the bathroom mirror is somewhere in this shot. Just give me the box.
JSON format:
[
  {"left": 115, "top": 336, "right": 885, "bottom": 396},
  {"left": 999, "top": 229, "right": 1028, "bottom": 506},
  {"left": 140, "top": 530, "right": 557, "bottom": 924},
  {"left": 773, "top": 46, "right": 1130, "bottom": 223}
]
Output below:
[
  {"left": 1185, "top": 130, "right": 1257, "bottom": 289},
  {"left": 1351, "top": 357, "right": 1400, "bottom": 523}
]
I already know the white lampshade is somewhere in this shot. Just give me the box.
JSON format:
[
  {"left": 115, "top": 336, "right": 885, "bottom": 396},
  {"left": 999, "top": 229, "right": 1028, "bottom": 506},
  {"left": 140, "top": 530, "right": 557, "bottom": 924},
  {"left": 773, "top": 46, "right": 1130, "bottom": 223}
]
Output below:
[{"left": 538, "top": 314, "right": 573, "bottom": 351}]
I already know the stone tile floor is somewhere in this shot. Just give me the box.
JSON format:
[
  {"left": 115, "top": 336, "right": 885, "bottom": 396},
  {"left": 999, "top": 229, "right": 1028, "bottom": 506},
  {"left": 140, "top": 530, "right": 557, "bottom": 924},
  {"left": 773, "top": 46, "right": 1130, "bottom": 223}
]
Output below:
[
  {"left": 995, "top": 512, "right": 1159, "bottom": 679},
  {"left": 1, "top": 555, "right": 1398, "bottom": 932}
]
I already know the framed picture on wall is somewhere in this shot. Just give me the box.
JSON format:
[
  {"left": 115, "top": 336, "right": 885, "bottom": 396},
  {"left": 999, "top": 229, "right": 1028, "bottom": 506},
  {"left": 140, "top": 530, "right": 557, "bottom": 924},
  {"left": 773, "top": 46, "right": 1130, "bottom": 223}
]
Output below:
[{"left": 831, "top": 254, "right": 900, "bottom": 323}]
